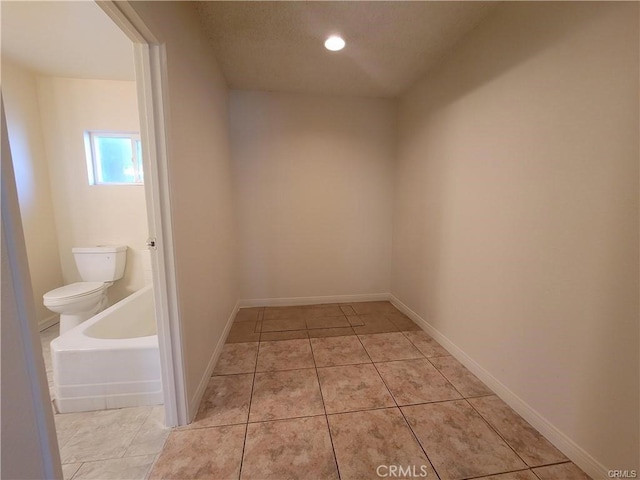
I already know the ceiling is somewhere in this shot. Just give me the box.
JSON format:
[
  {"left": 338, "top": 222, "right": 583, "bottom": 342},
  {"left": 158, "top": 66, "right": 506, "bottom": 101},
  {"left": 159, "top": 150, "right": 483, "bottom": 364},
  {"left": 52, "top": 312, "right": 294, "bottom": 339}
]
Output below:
[
  {"left": 196, "top": 1, "right": 498, "bottom": 98},
  {"left": 1, "top": 1, "right": 498, "bottom": 97},
  {"left": 1, "top": 1, "right": 134, "bottom": 81}
]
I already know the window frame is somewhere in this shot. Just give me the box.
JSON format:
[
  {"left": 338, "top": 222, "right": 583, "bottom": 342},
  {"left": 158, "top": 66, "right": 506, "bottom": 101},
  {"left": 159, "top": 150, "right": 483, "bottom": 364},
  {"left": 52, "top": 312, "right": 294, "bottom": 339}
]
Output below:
[{"left": 84, "top": 131, "right": 144, "bottom": 186}]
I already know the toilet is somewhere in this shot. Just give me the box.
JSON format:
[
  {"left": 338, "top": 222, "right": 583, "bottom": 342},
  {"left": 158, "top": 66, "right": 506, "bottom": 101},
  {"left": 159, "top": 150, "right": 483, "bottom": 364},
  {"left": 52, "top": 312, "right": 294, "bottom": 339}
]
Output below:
[{"left": 44, "top": 246, "right": 127, "bottom": 334}]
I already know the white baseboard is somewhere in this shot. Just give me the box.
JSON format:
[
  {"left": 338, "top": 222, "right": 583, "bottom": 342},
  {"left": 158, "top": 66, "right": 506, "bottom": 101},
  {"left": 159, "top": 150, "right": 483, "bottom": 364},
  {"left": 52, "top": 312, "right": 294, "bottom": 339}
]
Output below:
[
  {"left": 239, "top": 292, "right": 390, "bottom": 308},
  {"left": 187, "top": 300, "right": 240, "bottom": 421},
  {"left": 389, "top": 294, "right": 610, "bottom": 480},
  {"left": 38, "top": 315, "right": 59, "bottom": 332}
]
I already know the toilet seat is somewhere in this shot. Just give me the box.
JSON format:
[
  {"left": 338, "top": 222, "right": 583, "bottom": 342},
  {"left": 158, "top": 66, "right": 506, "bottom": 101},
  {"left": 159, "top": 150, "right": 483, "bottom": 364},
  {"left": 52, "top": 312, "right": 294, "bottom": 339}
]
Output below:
[{"left": 44, "top": 282, "right": 106, "bottom": 306}]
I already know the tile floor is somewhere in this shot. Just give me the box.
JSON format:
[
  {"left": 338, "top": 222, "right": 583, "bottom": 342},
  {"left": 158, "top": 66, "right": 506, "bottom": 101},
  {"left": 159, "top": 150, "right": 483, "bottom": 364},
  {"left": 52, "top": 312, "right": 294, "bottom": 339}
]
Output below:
[
  {"left": 40, "top": 325, "right": 170, "bottom": 480},
  {"left": 149, "top": 301, "right": 593, "bottom": 480}
]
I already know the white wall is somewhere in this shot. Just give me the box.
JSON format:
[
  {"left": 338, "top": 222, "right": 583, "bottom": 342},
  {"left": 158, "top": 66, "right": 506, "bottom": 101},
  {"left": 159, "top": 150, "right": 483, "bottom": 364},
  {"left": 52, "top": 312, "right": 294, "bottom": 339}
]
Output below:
[
  {"left": 231, "top": 91, "right": 395, "bottom": 301},
  {"left": 129, "top": 1, "right": 239, "bottom": 416},
  {"left": 36, "top": 76, "right": 148, "bottom": 305},
  {"left": 2, "top": 61, "right": 64, "bottom": 328},
  {"left": 393, "top": 1, "right": 639, "bottom": 474}
]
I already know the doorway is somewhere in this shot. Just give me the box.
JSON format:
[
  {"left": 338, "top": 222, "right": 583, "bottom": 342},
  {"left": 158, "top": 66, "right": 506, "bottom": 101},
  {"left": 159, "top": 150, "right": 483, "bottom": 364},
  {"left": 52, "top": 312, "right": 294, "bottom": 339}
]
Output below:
[{"left": 1, "top": 0, "right": 184, "bottom": 477}]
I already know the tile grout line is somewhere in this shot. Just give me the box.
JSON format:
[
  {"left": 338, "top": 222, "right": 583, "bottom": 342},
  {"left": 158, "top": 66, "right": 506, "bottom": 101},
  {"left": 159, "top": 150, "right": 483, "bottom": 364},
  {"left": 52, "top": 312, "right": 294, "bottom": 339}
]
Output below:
[
  {"left": 68, "top": 462, "right": 83, "bottom": 480},
  {"left": 309, "top": 336, "right": 343, "bottom": 480},
  {"left": 464, "top": 395, "right": 576, "bottom": 475},
  {"left": 418, "top": 349, "right": 532, "bottom": 476},
  {"left": 237, "top": 313, "right": 262, "bottom": 480},
  {"left": 398, "top": 328, "right": 444, "bottom": 356},
  {"left": 459, "top": 466, "right": 538, "bottom": 480},
  {"left": 424, "top": 354, "right": 472, "bottom": 400},
  {"left": 463, "top": 396, "right": 532, "bottom": 470},
  {"left": 353, "top": 332, "right": 443, "bottom": 480},
  {"left": 120, "top": 408, "right": 155, "bottom": 459}
]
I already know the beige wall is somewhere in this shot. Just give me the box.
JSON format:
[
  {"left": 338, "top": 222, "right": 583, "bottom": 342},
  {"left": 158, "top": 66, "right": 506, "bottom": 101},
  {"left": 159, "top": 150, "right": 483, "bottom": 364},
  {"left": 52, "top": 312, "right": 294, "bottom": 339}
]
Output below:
[
  {"left": 393, "top": 1, "right": 639, "bottom": 473},
  {"left": 129, "top": 1, "right": 239, "bottom": 413},
  {"left": 36, "top": 76, "right": 148, "bottom": 305},
  {"left": 1, "top": 102, "right": 62, "bottom": 480},
  {"left": 2, "top": 61, "right": 64, "bottom": 327},
  {"left": 230, "top": 91, "right": 395, "bottom": 300}
]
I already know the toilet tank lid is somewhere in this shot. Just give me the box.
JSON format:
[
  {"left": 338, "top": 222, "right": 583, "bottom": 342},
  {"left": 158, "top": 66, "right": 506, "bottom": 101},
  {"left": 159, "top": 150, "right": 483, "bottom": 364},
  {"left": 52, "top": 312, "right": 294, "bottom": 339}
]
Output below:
[{"left": 72, "top": 245, "right": 127, "bottom": 254}]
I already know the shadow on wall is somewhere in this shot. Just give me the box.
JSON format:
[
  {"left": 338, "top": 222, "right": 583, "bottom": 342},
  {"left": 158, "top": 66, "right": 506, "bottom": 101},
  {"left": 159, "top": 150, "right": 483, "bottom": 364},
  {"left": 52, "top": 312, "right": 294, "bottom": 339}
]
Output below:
[
  {"left": 394, "top": 1, "right": 639, "bottom": 471},
  {"left": 403, "top": 2, "right": 611, "bottom": 119}
]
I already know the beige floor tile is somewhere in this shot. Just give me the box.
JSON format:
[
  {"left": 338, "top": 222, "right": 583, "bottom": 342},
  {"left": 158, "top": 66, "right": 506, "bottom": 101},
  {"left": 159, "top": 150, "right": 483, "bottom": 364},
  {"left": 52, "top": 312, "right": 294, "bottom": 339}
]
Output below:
[
  {"left": 191, "top": 374, "right": 253, "bottom": 428},
  {"left": 60, "top": 424, "right": 140, "bottom": 463},
  {"left": 250, "top": 368, "right": 324, "bottom": 422},
  {"left": 256, "top": 339, "right": 315, "bottom": 371},
  {"left": 475, "top": 470, "right": 539, "bottom": 480},
  {"left": 469, "top": 395, "right": 567, "bottom": 467},
  {"left": 241, "top": 416, "right": 338, "bottom": 480},
  {"left": 357, "top": 332, "right": 423, "bottom": 362},
  {"left": 532, "top": 462, "right": 592, "bottom": 480},
  {"left": 328, "top": 408, "right": 436, "bottom": 480},
  {"left": 213, "top": 342, "right": 258, "bottom": 375},
  {"left": 263, "top": 307, "right": 307, "bottom": 320},
  {"left": 306, "top": 316, "right": 350, "bottom": 329},
  {"left": 261, "top": 318, "right": 307, "bottom": 332},
  {"left": 149, "top": 425, "right": 245, "bottom": 480},
  {"left": 402, "top": 400, "right": 526, "bottom": 480},
  {"left": 55, "top": 412, "right": 91, "bottom": 450},
  {"left": 340, "top": 305, "right": 357, "bottom": 316},
  {"left": 72, "top": 455, "right": 156, "bottom": 480},
  {"left": 429, "top": 355, "right": 493, "bottom": 397},
  {"left": 352, "top": 314, "right": 399, "bottom": 334},
  {"left": 305, "top": 306, "right": 345, "bottom": 318},
  {"left": 376, "top": 359, "right": 461, "bottom": 405},
  {"left": 124, "top": 406, "right": 170, "bottom": 456},
  {"left": 317, "top": 364, "right": 395, "bottom": 414},
  {"left": 226, "top": 322, "right": 260, "bottom": 343},
  {"left": 260, "top": 329, "right": 308, "bottom": 341},
  {"left": 310, "top": 336, "right": 371, "bottom": 367},
  {"left": 308, "top": 327, "right": 356, "bottom": 337},
  {"left": 59, "top": 407, "right": 152, "bottom": 463},
  {"left": 403, "top": 330, "right": 449, "bottom": 357},
  {"left": 349, "top": 301, "right": 400, "bottom": 315},
  {"left": 234, "top": 307, "right": 262, "bottom": 323},
  {"left": 385, "top": 313, "right": 422, "bottom": 331},
  {"left": 62, "top": 463, "right": 82, "bottom": 480},
  {"left": 346, "top": 315, "right": 365, "bottom": 326}
]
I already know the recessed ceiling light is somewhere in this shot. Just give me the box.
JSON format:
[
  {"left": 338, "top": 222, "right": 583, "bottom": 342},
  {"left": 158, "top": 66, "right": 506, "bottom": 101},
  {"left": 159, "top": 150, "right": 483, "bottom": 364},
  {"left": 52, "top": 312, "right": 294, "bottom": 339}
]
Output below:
[{"left": 324, "top": 35, "right": 345, "bottom": 52}]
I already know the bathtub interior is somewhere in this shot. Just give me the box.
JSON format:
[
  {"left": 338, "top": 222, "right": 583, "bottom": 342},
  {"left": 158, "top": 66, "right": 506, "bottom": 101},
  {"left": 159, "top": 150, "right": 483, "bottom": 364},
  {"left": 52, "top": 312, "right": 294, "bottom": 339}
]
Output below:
[{"left": 85, "top": 287, "right": 157, "bottom": 339}]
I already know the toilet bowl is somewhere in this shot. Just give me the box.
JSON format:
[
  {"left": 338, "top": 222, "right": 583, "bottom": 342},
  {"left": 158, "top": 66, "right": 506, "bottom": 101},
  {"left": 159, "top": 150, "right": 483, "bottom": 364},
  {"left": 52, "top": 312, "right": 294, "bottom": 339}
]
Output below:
[
  {"left": 43, "top": 245, "right": 127, "bottom": 334},
  {"left": 44, "top": 282, "right": 110, "bottom": 334}
]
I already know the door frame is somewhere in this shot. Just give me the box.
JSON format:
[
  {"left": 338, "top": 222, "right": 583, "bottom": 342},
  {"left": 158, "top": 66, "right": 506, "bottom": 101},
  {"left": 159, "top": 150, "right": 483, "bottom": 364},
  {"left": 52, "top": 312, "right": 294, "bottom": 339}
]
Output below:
[
  {"left": 0, "top": 2, "right": 187, "bottom": 475},
  {"left": 97, "top": 0, "right": 187, "bottom": 427}
]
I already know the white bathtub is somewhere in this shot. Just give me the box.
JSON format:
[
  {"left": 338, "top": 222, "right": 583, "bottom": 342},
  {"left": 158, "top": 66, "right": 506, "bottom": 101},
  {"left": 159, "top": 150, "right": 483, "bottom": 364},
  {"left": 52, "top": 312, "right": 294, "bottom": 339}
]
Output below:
[{"left": 50, "top": 285, "right": 163, "bottom": 413}]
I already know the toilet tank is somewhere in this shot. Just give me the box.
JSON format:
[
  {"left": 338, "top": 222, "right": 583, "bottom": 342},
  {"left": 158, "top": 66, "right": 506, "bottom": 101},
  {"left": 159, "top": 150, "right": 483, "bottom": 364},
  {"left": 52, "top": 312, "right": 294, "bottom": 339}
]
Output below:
[{"left": 72, "top": 246, "right": 127, "bottom": 282}]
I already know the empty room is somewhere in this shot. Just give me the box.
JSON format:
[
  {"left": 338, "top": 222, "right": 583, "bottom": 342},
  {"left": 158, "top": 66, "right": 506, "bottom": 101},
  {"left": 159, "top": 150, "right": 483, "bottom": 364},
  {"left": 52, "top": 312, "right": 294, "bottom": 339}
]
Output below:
[{"left": 2, "top": 1, "right": 638, "bottom": 480}]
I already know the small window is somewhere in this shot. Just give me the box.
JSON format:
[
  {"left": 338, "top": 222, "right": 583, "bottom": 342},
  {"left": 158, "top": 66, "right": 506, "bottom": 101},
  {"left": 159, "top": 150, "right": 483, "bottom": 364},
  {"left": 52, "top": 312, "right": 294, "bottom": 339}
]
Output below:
[{"left": 84, "top": 132, "right": 144, "bottom": 185}]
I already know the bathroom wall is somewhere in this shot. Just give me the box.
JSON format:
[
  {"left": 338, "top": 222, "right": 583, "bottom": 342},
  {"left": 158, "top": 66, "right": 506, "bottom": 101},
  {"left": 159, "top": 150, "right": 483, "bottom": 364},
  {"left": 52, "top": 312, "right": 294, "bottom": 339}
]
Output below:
[
  {"left": 393, "top": 1, "right": 638, "bottom": 474},
  {"left": 230, "top": 91, "right": 395, "bottom": 301},
  {"left": 128, "top": 1, "right": 239, "bottom": 418},
  {"left": 36, "top": 76, "right": 148, "bottom": 305},
  {"left": 1, "top": 60, "right": 64, "bottom": 328}
]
